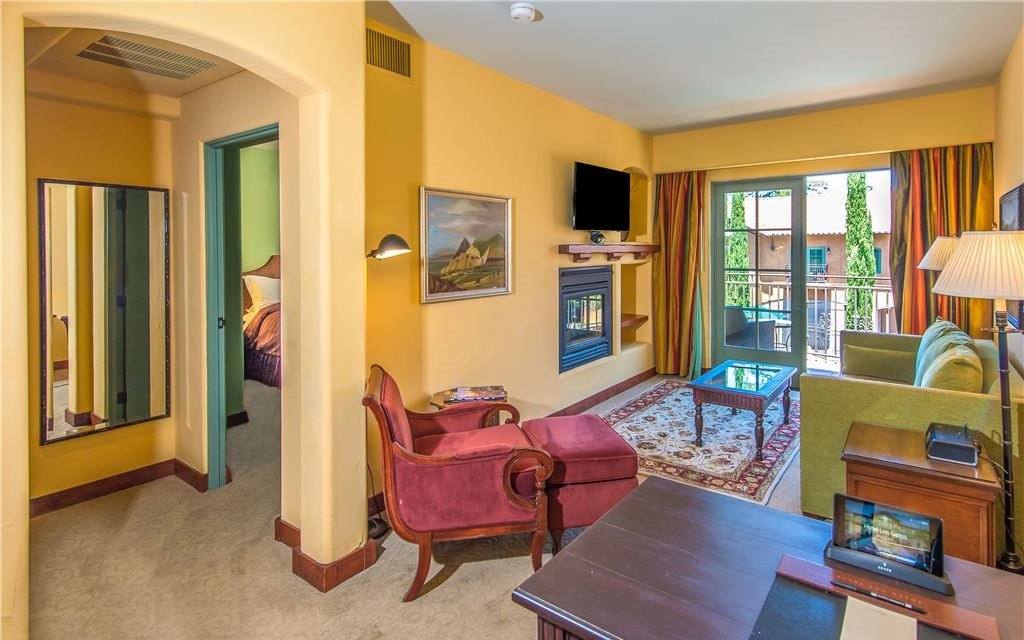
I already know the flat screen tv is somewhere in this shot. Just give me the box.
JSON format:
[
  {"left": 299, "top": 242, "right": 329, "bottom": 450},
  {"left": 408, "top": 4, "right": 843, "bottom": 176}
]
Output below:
[{"left": 573, "top": 162, "right": 630, "bottom": 232}]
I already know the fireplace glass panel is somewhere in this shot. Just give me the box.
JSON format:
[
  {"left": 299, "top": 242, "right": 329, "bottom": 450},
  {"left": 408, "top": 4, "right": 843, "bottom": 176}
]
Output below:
[
  {"left": 565, "top": 294, "right": 605, "bottom": 347},
  {"left": 559, "top": 266, "right": 612, "bottom": 372}
]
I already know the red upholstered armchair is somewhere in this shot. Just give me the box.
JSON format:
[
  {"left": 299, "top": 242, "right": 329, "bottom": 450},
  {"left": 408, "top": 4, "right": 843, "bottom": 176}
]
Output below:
[{"left": 362, "top": 365, "right": 553, "bottom": 602}]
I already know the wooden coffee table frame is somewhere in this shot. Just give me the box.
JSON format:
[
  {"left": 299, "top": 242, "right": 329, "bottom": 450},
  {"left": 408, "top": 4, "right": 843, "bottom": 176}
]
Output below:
[{"left": 689, "top": 360, "right": 796, "bottom": 461}]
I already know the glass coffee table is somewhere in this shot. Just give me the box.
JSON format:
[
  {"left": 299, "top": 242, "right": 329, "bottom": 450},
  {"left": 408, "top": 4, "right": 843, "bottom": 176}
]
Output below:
[{"left": 688, "top": 360, "right": 797, "bottom": 461}]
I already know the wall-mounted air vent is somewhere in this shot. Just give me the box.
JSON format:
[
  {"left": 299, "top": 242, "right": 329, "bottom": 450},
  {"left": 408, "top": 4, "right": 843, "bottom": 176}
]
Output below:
[
  {"left": 77, "top": 35, "right": 217, "bottom": 80},
  {"left": 366, "top": 28, "right": 411, "bottom": 77}
]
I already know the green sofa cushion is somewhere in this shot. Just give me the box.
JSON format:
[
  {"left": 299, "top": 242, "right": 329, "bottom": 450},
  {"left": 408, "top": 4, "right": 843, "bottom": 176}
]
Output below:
[
  {"left": 842, "top": 344, "right": 917, "bottom": 383},
  {"left": 914, "top": 320, "right": 978, "bottom": 385},
  {"left": 987, "top": 361, "right": 1024, "bottom": 399},
  {"left": 919, "top": 345, "right": 984, "bottom": 393}
]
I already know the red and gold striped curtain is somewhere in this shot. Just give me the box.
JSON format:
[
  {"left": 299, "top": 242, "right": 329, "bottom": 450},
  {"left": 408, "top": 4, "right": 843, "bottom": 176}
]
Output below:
[
  {"left": 653, "top": 171, "right": 706, "bottom": 379},
  {"left": 890, "top": 143, "right": 993, "bottom": 336}
]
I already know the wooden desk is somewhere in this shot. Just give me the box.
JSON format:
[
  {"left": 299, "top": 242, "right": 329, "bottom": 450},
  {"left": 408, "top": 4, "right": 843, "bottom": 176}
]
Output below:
[
  {"left": 842, "top": 422, "right": 1001, "bottom": 566},
  {"left": 512, "top": 477, "right": 1023, "bottom": 640}
]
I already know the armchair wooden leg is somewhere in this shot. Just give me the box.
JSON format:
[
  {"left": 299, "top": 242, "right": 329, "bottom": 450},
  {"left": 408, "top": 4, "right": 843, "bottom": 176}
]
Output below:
[
  {"left": 404, "top": 534, "right": 432, "bottom": 602},
  {"left": 551, "top": 529, "right": 565, "bottom": 555},
  {"left": 530, "top": 530, "right": 546, "bottom": 570}
]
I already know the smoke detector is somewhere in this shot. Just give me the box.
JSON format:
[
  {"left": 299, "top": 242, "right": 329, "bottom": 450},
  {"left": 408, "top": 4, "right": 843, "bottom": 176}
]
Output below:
[{"left": 510, "top": 2, "right": 537, "bottom": 23}]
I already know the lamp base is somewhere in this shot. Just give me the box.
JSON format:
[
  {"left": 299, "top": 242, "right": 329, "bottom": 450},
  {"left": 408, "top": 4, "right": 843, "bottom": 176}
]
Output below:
[{"left": 996, "top": 552, "right": 1024, "bottom": 574}]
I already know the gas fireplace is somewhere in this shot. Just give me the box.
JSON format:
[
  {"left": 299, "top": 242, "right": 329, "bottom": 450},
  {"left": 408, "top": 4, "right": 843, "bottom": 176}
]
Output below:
[{"left": 559, "top": 266, "right": 612, "bottom": 372}]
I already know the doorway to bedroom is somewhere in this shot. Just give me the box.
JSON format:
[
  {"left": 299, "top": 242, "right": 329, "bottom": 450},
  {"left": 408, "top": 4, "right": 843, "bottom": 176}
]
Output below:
[{"left": 205, "top": 124, "right": 281, "bottom": 490}]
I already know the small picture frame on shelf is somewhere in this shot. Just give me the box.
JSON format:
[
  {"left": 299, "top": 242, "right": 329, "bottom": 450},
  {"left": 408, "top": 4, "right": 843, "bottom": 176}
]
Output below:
[{"left": 999, "top": 182, "right": 1023, "bottom": 328}]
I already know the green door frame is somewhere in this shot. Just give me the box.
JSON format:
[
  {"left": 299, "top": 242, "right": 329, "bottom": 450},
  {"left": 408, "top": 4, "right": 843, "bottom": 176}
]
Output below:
[
  {"left": 710, "top": 177, "right": 807, "bottom": 375},
  {"left": 204, "top": 123, "right": 279, "bottom": 490}
]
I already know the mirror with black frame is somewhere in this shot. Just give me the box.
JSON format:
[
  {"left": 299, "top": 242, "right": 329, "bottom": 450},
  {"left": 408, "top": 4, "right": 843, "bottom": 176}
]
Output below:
[{"left": 39, "top": 179, "right": 170, "bottom": 444}]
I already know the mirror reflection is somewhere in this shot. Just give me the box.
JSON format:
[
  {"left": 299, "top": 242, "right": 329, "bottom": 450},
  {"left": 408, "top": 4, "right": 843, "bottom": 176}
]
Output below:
[{"left": 40, "top": 180, "right": 170, "bottom": 444}]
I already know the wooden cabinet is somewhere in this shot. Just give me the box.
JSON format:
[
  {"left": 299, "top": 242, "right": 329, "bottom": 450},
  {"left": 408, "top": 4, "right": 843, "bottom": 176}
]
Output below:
[{"left": 841, "top": 423, "right": 1001, "bottom": 566}]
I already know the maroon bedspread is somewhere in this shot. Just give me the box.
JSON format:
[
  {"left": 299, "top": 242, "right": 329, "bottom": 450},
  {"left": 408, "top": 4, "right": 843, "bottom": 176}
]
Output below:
[
  {"left": 245, "top": 303, "right": 281, "bottom": 355},
  {"left": 244, "top": 303, "right": 281, "bottom": 387}
]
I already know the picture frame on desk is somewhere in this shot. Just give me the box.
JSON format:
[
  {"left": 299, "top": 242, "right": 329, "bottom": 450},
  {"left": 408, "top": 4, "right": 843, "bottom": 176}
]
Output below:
[{"left": 999, "top": 183, "right": 1023, "bottom": 328}]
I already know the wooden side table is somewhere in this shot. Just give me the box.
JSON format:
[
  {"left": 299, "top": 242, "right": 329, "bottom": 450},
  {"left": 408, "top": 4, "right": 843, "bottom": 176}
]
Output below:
[
  {"left": 841, "top": 422, "right": 1001, "bottom": 566},
  {"left": 429, "top": 389, "right": 506, "bottom": 426}
]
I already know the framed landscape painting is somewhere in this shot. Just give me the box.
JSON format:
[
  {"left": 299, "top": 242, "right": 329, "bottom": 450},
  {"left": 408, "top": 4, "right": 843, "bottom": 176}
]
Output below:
[
  {"left": 1000, "top": 183, "right": 1023, "bottom": 328},
  {"left": 420, "top": 187, "right": 512, "bottom": 303}
]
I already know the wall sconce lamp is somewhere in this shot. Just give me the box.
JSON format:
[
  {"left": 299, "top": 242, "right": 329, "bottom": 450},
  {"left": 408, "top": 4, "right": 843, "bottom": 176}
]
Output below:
[{"left": 367, "top": 234, "right": 411, "bottom": 260}]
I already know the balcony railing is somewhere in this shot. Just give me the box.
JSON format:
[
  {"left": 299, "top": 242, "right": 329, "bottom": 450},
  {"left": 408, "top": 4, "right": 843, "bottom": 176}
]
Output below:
[{"left": 724, "top": 273, "right": 894, "bottom": 372}]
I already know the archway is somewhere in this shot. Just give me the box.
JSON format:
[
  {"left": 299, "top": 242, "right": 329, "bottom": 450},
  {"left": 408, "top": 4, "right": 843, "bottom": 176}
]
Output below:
[{"left": 3, "top": 7, "right": 370, "bottom": 634}]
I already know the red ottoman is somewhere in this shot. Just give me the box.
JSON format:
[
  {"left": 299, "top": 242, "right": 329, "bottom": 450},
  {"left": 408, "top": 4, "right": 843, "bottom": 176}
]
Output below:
[{"left": 522, "top": 414, "right": 638, "bottom": 552}]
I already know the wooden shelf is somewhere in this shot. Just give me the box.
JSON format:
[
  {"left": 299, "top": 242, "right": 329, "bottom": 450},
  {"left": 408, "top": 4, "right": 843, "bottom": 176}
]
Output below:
[
  {"left": 620, "top": 313, "right": 649, "bottom": 330},
  {"left": 558, "top": 243, "right": 659, "bottom": 263}
]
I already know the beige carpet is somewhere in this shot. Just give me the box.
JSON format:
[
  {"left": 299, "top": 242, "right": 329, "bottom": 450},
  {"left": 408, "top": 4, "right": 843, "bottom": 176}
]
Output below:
[{"left": 30, "top": 376, "right": 801, "bottom": 639}]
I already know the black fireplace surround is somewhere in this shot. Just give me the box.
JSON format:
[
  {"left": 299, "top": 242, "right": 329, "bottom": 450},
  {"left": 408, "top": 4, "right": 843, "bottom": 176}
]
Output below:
[{"left": 559, "top": 266, "right": 612, "bottom": 372}]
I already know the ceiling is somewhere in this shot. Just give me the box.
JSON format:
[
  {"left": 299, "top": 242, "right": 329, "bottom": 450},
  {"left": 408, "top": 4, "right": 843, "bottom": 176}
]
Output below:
[
  {"left": 377, "top": 1, "right": 1024, "bottom": 133},
  {"left": 25, "top": 27, "right": 242, "bottom": 98}
]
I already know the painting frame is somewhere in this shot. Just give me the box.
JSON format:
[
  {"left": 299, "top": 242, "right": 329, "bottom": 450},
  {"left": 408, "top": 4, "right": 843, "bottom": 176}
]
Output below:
[
  {"left": 420, "top": 186, "right": 513, "bottom": 304},
  {"left": 999, "top": 182, "right": 1024, "bottom": 328}
]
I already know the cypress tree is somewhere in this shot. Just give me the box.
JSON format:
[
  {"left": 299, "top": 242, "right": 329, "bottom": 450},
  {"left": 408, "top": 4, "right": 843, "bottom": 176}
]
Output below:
[{"left": 844, "top": 173, "right": 875, "bottom": 330}]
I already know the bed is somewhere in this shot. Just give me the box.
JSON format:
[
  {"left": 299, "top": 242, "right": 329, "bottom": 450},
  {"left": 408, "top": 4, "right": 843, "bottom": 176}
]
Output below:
[{"left": 242, "top": 255, "right": 282, "bottom": 388}]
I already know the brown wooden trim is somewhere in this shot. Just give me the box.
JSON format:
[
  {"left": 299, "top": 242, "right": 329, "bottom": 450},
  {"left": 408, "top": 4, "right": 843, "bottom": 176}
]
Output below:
[
  {"left": 620, "top": 313, "right": 649, "bottom": 330},
  {"left": 276, "top": 494, "right": 385, "bottom": 550},
  {"left": 53, "top": 360, "right": 69, "bottom": 371},
  {"left": 548, "top": 367, "right": 656, "bottom": 417},
  {"left": 274, "top": 516, "right": 301, "bottom": 547},
  {"left": 29, "top": 458, "right": 233, "bottom": 517},
  {"left": 291, "top": 539, "right": 378, "bottom": 592},
  {"left": 173, "top": 458, "right": 208, "bottom": 492},
  {"left": 63, "top": 408, "right": 92, "bottom": 427},
  {"left": 30, "top": 460, "right": 174, "bottom": 517},
  {"left": 226, "top": 410, "right": 249, "bottom": 428},
  {"left": 173, "top": 459, "right": 233, "bottom": 493},
  {"left": 89, "top": 412, "right": 106, "bottom": 426},
  {"left": 558, "top": 243, "right": 660, "bottom": 263}
]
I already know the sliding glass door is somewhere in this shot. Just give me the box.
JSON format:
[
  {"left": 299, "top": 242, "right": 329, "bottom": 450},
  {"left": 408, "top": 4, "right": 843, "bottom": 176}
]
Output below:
[{"left": 711, "top": 178, "right": 806, "bottom": 371}]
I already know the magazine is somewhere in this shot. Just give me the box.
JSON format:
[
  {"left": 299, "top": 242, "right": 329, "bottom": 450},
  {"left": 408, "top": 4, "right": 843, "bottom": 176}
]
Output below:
[{"left": 444, "top": 385, "right": 507, "bottom": 403}]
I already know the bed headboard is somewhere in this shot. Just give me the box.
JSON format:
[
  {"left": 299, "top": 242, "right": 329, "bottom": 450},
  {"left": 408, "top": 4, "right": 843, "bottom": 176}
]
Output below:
[{"left": 242, "top": 254, "right": 281, "bottom": 311}]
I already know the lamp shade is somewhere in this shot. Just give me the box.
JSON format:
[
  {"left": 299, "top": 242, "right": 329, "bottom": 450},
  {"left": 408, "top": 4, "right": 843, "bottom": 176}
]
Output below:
[
  {"left": 918, "top": 236, "right": 959, "bottom": 271},
  {"left": 932, "top": 231, "right": 1024, "bottom": 300},
  {"left": 367, "top": 234, "right": 411, "bottom": 260}
]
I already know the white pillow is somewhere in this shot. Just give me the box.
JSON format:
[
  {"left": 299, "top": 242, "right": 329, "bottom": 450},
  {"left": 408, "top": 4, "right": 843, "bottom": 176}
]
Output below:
[{"left": 243, "top": 275, "right": 280, "bottom": 310}]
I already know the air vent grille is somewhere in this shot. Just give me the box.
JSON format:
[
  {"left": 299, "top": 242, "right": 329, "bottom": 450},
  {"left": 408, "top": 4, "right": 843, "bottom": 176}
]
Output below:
[
  {"left": 366, "top": 28, "right": 410, "bottom": 77},
  {"left": 77, "top": 35, "right": 217, "bottom": 80}
]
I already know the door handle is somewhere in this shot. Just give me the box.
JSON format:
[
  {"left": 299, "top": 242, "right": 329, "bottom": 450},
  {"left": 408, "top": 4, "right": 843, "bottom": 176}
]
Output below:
[{"left": 218, "top": 316, "right": 226, "bottom": 329}]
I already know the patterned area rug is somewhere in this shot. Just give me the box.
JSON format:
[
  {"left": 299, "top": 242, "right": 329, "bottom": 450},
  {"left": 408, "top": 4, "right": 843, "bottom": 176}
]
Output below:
[{"left": 601, "top": 379, "right": 800, "bottom": 504}]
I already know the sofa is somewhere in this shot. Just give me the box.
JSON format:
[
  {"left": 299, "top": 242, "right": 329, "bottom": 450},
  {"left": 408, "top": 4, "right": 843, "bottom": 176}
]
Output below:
[{"left": 800, "top": 321, "right": 1024, "bottom": 530}]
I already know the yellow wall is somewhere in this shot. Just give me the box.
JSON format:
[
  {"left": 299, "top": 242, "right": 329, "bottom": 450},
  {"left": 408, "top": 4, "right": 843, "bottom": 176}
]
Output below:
[
  {"left": 70, "top": 185, "right": 93, "bottom": 414},
  {"left": 365, "top": 23, "right": 654, "bottom": 490},
  {"left": 4, "top": 4, "right": 368, "bottom": 636},
  {"left": 170, "top": 70, "right": 302, "bottom": 526},
  {"left": 653, "top": 87, "right": 997, "bottom": 365},
  {"left": 25, "top": 84, "right": 175, "bottom": 499},
  {"left": 654, "top": 87, "right": 995, "bottom": 173},
  {"left": 995, "top": 26, "right": 1024, "bottom": 372}
]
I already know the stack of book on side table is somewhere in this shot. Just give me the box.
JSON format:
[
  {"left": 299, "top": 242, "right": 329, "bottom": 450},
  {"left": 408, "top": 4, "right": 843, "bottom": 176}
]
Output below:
[{"left": 442, "top": 386, "right": 507, "bottom": 404}]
